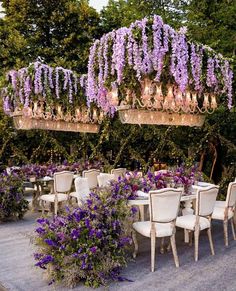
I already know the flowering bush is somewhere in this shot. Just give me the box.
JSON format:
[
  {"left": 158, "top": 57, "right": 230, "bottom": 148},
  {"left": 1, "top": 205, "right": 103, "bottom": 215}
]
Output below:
[
  {"left": 33, "top": 189, "right": 137, "bottom": 288},
  {"left": 0, "top": 170, "right": 28, "bottom": 221}
]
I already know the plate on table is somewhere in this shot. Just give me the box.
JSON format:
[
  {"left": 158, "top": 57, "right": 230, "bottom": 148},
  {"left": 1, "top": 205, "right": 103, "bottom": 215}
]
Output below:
[
  {"left": 197, "top": 182, "right": 213, "bottom": 187},
  {"left": 136, "top": 190, "right": 149, "bottom": 199},
  {"left": 42, "top": 176, "right": 53, "bottom": 181}
]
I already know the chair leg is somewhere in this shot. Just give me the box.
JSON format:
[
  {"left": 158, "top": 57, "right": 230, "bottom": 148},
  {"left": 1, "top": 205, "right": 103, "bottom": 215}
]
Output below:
[
  {"left": 151, "top": 232, "right": 156, "bottom": 272},
  {"left": 41, "top": 200, "right": 45, "bottom": 215},
  {"left": 194, "top": 229, "right": 200, "bottom": 262},
  {"left": 160, "top": 237, "right": 165, "bottom": 254},
  {"left": 230, "top": 218, "right": 236, "bottom": 241},
  {"left": 54, "top": 201, "right": 58, "bottom": 216},
  {"left": 189, "top": 231, "right": 193, "bottom": 247},
  {"left": 166, "top": 238, "right": 171, "bottom": 252},
  {"left": 132, "top": 230, "right": 138, "bottom": 259},
  {"left": 207, "top": 227, "right": 215, "bottom": 255},
  {"left": 170, "top": 235, "right": 179, "bottom": 268},
  {"left": 223, "top": 220, "right": 229, "bottom": 246}
]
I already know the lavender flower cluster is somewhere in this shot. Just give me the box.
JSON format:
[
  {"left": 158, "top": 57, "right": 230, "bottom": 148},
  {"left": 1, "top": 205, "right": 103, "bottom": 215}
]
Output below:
[{"left": 87, "top": 14, "right": 234, "bottom": 113}]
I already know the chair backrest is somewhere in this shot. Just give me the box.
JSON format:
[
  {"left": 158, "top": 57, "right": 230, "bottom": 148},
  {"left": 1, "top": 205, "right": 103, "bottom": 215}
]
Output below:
[
  {"left": 54, "top": 171, "right": 74, "bottom": 193},
  {"left": 111, "top": 168, "right": 126, "bottom": 180},
  {"left": 226, "top": 182, "right": 236, "bottom": 208},
  {"left": 97, "top": 173, "right": 115, "bottom": 187},
  {"left": 196, "top": 185, "right": 219, "bottom": 216},
  {"left": 149, "top": 188, "right": 182, "bottom": 223},
  {"left": 82, "top": 169, "right": 100, "bottom": 189},
  {"left": 74, "top": 177, "right": 90, "bottom": 201}
]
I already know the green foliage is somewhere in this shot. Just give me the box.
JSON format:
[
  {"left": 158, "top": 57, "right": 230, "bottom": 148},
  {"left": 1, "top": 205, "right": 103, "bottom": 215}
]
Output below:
[
  {"left": 100, "top": 0, "right": 187, "bottom": 31},
  {"left": 0, "top": 0, "right": 100, "bottom": 74}
]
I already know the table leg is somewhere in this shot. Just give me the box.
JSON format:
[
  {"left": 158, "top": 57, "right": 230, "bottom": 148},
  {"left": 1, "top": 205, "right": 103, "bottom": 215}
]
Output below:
[
  {"left": 32, "top": 183, "right": 41, "bottom": 212},
  {"left": 182, "top": 200, "right": 194, "bottom": 243}
]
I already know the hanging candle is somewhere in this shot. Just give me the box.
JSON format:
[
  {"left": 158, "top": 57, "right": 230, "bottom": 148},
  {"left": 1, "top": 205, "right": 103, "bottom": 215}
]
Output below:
[
  {"left": 211, "top": 95, "right": 217, "bottom": 109},
  {"left": 110, "top": 82, "right": 119, "bottom": 106}
]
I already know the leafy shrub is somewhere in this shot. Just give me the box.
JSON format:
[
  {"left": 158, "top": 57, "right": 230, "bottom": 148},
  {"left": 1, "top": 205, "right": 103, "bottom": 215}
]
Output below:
[
  {"left": 0, "top": 170, "right": 29, "bottom": 221},
  {"left": 33, "top": 188, "right": 137, "bottom": 288}
]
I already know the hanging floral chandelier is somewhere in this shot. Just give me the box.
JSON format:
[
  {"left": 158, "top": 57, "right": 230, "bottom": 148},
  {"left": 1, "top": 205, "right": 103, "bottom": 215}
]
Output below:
[
  {"left": 2, "top": 62, "right": 103, "bottom": 133},
  {"left": 86, "top": 15, "right": 233, "bottom": 127}
]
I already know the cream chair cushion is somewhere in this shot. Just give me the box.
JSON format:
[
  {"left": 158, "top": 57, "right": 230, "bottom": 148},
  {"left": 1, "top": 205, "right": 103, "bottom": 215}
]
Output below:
[
  {"left": 214, "top": 201, "right": 226, "bottom": 208},
  {"left": 212, "top": 207, "right": 234, "bottom": 220},
  {"left": 133, "top": 221, "right": 174, "bottom": 238},
  {"left": 40, "top": 193, "right": 68, "bottom": 203},
  {"left": 176, "top": 215, "right": 210, "bottom": 231}
]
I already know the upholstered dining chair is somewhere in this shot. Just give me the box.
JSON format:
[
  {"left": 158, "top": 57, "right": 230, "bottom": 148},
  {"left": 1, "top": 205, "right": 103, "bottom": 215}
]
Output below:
[
  {"left": 111, "top": 168, "right": 126, "bottom": 180},
  {"left": 82, "top": 169, "right": 100, "bottom": 189},
  {"left": 212, "top": 181, "right": 236, "bottom": 246},
  {"left": 132, "top": 188, "right": 182, "bottom": 272},
  {"left": 97, "top": 173, "right": 115, "bottom": 187},
  {"left": 176, "top": 185, "right": 219, "bottom": 262},
  {"left": 39, "top": 171, "right": 74, "bottom": 215},
  {"left": 70, "top": 177, "right": 90, "bottom": 206}
]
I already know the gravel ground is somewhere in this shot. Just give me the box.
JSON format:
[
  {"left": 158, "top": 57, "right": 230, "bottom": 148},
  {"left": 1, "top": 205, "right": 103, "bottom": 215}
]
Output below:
[{"left": 1, "top": 211, "right": 236, "bottom": 291}]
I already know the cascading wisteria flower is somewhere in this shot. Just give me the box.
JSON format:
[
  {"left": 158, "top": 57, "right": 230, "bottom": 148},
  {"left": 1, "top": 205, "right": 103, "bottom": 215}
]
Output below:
[
  {"left": 87, "top": 40, "right": 99, "bottom": 106},
  {"left": 140, "top": 18, "right": 152, "bottom": 74},
  {"left": 7, "top": 70, "right": 18, "bottom": 91},
  {"left": 190, "top": 44, "right": 203, "bottom": 92},
  {"left": 170, "top": 27, "right": 189, "bottom": 92},
  {"left": 152, "top": 15, "right": 164, "bottom": 82},
  {"left": 86, "top": 14, "right": 233, "bottom": 113},
  {"left": 127, "top": 29, "right": 134, "bottom": 66},
  {"left": 132, "top": 32, "right": 142, "bottom": 80},
  {"left": 34, "top": 62, "right": 43, "bottom": 95},
  {"left": 114, "top": 27, "right": 129, "bottom": 84},
  {"left": 103, "top": 33, "right": 110, "bottom": 80},
  {"left": 98, "top": 36, "right": 105, "bottom": 87},
  {"left": 18, "top": 67, "right": 28, "bottom": 104},
  {"left": 206, "top": 57, "right": 218, "bottom": 91},
  {"left": 23, "top": 76, "right": 31, "bottom": 108},
  {"left": 221, "top": 60, "right": 233, "bottom": 109}
]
